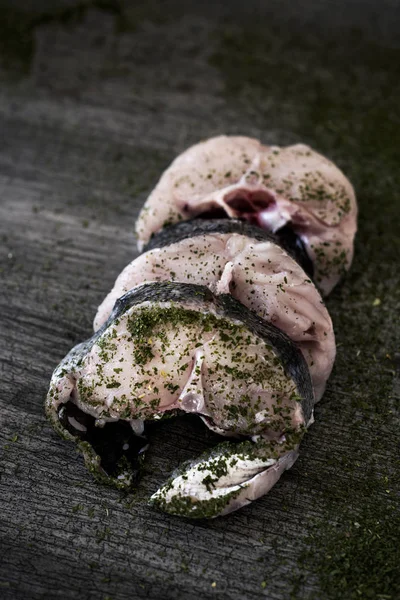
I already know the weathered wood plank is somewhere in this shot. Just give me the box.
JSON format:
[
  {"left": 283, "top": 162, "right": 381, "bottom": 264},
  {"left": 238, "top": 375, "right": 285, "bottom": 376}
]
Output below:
[{"left": 0, "top": 1, "right": 399, "bottom": 599}]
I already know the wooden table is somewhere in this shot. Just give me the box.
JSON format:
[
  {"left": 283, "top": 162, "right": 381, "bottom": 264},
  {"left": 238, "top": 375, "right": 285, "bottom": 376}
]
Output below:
[{"left": 1, "top": 1, "right": 399, "bottom": 598}]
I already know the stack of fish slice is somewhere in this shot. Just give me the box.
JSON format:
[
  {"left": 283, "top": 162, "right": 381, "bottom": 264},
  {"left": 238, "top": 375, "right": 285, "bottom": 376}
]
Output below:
[{"left": 46, "top": 135, "right": 357, "bottom": 518}]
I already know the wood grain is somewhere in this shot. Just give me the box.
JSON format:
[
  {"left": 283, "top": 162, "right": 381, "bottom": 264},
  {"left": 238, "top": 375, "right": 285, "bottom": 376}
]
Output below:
[{"left": 0, "top": 2, "right": 399, "bottom": 599}]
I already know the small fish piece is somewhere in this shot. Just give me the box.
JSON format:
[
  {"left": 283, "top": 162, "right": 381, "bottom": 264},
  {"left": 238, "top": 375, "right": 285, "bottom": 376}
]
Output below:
[
  {"left": 150, "top": 438, "right": 300, "bottom": 518},
  {"left": 46, "top": 282, "right": 314, "bottom": 516},
  {"left": 135, "top": 136, "right": 357, "bottom": 295},
  {"left": 94, "top": 220, "right": 335, "bottom": 402}
]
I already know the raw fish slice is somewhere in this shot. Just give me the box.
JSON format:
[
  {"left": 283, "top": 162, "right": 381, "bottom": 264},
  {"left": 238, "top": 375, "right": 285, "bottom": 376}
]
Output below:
[
  {"left": 46, "top": 282, "right": 313, "bottom": 506},
  {"left": 136, "top": 136, "right": 357, "bottom": 295}
]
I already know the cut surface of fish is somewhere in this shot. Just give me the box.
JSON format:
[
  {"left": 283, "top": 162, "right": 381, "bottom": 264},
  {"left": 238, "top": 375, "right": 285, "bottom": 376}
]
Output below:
[{"left": 136, "top": 136, "right": 357, "bottom": 295}]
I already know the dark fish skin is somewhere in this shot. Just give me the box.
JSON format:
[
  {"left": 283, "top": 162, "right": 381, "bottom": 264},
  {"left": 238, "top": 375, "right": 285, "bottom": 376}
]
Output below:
[
  {"left": 87, "top": 282, "right": 314, "bottom": 424},
  {"left": 143, "top": 219, "right": 314, "bottom": 279},
  {"left": 143, "top": 219, "right": 278, "bottom": 251},
  {"left": 275, "top": 225, "right": 314, "bottom": 279}
]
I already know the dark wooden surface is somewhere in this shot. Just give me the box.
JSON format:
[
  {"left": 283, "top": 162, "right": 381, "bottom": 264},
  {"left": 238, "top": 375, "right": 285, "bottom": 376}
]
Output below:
[{"left": 1, "top": 2, "right": 399, "bottom": 599}]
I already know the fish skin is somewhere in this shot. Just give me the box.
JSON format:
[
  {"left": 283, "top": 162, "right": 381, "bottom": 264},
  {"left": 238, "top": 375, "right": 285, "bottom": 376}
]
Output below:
[
  {"left": 94, "top": 230, "right": 334, "bottom": 402},
  {"left": 135, "top": 136, "right": 357, "bottom": 295},
  {"left": 143, "top": 219, "right": 279, "bottom": 252}
]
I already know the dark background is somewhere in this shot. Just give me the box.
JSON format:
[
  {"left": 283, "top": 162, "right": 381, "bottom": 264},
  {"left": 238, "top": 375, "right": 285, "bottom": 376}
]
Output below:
[{"left": 0, "top": 1, "right": 399, "bottom": 599}]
